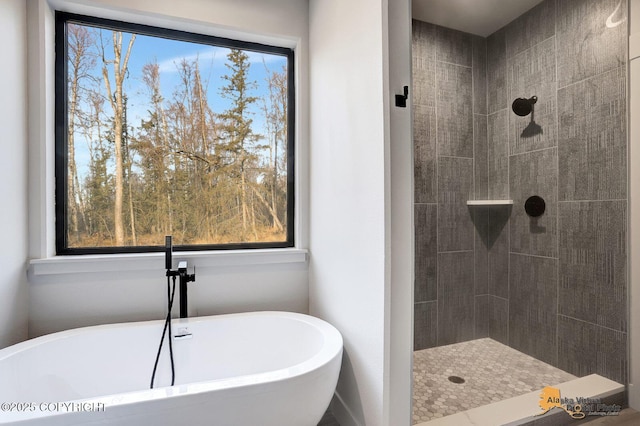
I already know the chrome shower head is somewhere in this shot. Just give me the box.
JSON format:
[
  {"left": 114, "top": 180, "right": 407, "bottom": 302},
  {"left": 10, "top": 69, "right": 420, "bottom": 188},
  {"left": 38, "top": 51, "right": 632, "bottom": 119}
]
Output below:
[{"left": 512, "top": 96, "right": 537, "bottom": 116}]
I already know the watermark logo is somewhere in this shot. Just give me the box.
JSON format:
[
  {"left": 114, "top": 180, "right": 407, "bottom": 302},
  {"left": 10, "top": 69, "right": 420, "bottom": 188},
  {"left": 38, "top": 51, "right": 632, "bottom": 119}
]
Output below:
[{"left": 536, "top": 386, "right": 621, "bottom": 419}]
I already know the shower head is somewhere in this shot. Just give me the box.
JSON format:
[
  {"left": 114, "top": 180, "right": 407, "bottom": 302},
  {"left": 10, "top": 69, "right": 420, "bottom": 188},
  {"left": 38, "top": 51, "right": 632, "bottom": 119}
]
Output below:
[{"left": 512, "top": 96, "right": 537, "bottom": 116}]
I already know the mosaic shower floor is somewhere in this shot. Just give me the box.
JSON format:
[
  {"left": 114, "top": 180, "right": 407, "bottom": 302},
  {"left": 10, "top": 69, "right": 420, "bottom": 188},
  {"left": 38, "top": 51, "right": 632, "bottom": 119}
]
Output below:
[{"left": 413, "top": 338, "right": 577, "bottom": 424}]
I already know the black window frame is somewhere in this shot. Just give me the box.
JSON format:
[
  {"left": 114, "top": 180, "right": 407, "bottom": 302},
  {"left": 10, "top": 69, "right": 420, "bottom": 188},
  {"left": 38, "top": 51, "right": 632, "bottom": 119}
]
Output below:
[{"left": 55, "top": 11, "right": 295, "bottom": 255}]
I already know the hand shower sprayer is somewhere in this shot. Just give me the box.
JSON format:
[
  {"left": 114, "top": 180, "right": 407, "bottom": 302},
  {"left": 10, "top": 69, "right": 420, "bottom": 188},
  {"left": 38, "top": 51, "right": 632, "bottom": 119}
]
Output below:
[
  {"left": 164, "top": 237, "right": 197, "bottom": 318},
  {"left": 151, "top": 236, "right": 196, "bottom": 389},
  {"left": 165, "top": 235, "right": 172, "bottom": 270},
  {"left": 151, "top": 235, "right": 178, "bottom": 389}
]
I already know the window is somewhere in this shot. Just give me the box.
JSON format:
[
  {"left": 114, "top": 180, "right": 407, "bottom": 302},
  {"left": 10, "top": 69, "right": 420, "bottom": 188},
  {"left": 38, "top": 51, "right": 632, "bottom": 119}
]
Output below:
[{"left": 55, "top": 12, "right": 294, "bottom": 255}]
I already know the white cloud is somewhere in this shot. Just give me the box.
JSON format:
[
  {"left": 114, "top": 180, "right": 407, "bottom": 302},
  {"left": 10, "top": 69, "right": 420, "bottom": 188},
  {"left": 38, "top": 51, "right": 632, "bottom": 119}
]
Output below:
[
  {"left": 245, "top": 50, "right": 285, "bottom": 65},
  {"left": 157, "top": 46, "right": 284, "bottom": 74},
  {"left": 158, "top": 46, "right": 228, "bottom": 74}
]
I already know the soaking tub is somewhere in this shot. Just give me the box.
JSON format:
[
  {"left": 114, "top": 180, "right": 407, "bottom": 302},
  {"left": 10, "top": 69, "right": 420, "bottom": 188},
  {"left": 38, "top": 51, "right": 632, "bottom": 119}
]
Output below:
[{"left": 0, "top": 311, "right": 342, "bottom": 426}]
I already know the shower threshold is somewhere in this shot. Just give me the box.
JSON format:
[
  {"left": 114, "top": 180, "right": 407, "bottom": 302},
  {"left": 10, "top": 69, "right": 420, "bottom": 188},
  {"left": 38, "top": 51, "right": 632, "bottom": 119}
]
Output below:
[
  {"left": 413, "top": 338, "right": 624, "bottom": 425},
  {"left": 415, "top": 374, "right": 623, "bottom": 426}
]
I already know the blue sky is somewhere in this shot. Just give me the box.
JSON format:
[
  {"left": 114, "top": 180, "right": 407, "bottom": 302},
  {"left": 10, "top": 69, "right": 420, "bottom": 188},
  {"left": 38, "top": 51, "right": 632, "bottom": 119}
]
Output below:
[
  {"left": 73, "top": 25, "right": 287, "bottom": 178},
  {"left": 124, "top": 32, "right": 286, "bottom": 122}
]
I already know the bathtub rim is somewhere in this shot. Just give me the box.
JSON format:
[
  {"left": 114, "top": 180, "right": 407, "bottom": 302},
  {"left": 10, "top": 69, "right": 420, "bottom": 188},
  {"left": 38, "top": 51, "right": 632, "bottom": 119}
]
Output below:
[{"left": 0, "top": 311, "right": 343, "bottom": 418}]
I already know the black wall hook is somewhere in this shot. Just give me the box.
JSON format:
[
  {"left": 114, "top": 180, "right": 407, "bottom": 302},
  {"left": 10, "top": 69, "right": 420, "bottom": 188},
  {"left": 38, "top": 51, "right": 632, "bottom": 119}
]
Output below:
[{"left": 395, "top": 86, "right": 409, "bottom": 108}]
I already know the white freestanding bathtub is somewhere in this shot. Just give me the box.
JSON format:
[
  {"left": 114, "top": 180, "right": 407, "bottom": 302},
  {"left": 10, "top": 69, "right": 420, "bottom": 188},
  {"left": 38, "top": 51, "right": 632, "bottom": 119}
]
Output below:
[{"left": 0, "top": 311, "right": 342, "bottom": 426}]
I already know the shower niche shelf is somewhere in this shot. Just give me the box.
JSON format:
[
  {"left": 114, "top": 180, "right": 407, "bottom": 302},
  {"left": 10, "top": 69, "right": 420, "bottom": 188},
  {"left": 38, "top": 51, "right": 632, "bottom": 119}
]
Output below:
[{"left": 466, "top": 200, "right": 513, "bottom": 206}]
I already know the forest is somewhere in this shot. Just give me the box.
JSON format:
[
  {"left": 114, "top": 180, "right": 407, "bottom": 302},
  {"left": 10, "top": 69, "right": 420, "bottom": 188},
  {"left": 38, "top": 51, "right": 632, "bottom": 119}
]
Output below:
[{"left": 63, "top": 22, "right": 290, "bottom": 249}]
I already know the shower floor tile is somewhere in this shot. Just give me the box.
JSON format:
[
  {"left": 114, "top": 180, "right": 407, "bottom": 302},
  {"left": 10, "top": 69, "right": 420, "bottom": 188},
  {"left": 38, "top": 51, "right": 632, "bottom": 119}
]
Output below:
[{"left": 413, "top": 338, "right": 577, "bottom": 424}]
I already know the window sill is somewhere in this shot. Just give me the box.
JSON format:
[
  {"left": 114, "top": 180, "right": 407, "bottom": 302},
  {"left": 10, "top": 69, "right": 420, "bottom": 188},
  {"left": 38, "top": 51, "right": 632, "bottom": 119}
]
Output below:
[{"left": 29, "top": 248, "right": 308, "bottom": 276}]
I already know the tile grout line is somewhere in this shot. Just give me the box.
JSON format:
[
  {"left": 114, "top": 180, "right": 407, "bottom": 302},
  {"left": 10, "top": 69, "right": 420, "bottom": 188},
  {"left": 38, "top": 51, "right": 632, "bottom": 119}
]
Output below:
[
  {"left": 557, "top": 63, "right": 628, "bottom": 91},
  {"left": 435, "top": 59, "right": 472, "bottom": 69},
  {"left": 484, "top": 33, "right": 490, "bottom": 340},
  {"left": 558, "top": 199, "right": 627, "bottom": 203},
  {"left": 438, "top": 155, "right": 474, "bottom": 160},
  {"left": 472, "top": 38, "right": 477, "bottom": 339},
  {"left": 508, "top": 145, "right": 558, "bottom": 157},
  {"left": 435, "top": 32, "right": 440, "bottom": 348},
  {"left": 483, "top": 35, "right": 489, "bottom": 341},
  {"left": 558, "top": 313, "right": 627, "bottom": 335},
  {"left": 554, "top": 0, "right": 561, "bottom": 369},
  {"left": 505, "top": 31, "right": 511, "bottom": 349}
]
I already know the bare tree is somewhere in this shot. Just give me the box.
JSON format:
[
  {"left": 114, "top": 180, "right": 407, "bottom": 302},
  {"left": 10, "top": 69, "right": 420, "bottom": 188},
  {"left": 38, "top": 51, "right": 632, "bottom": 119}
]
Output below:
[
  {"left": 99, "top": 30, "right": 136, "bottom": 246},
  {"left": 261, "top": 64, "right": 287, "bottom": 232},
  {"left": 140, "top": 62, "right": 174, "bottom": 235},
  {"left": 66, "top": 23, "right": 289, "bottom": 247},
  {"left": 67, "top": 24, "right": 96, "bottom": 243}
]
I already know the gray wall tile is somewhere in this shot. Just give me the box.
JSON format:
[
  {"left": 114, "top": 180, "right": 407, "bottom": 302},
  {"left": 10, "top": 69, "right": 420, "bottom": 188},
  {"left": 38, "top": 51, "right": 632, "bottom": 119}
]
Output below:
[
  {"left": 505, "top": 0, "right": 556, "bottom": 58},
  {"left": 558, "top": 66, "right": 627, "bottom": 201},
  {"left": 488, "top": 110, "right": 509, "bottom": 199},
  {"left": 475, "top": 295, "right": 489, "bottom": 338},
  {"left": 558, "top": 201, "right": 627, "bottom": 332},
  {"left": 415, "top": 204, "right": 438, "bottom": 303},
  {"left": 413, "top": 20, "right": 436, "bottom": 108},
  {"left": 474, "top": 114, "right": 488, "bottom": 199},
  {"left": 509, "top": 149, "right": 557, "bottom": 258},
  {"left": 557, "top": 315, "right": 627, "bottom": 383},
  {"left": 473, "top": 208, "right": 489, "bottom": 295},
  {"left": 437, "top": 62, "right": 473, "bottom": 157},
  {"left": 557, "top": 0, "right": 627, "bottom": 88},
  {"left": 473, "top": 36, "right": 487, "bottom": 115},
  {"left": 438, "top": 251, "right": 475, "bottom": 345},
  {"left": 413, "top": 20, "right": 435, "bottom": 60},
  {"left": 415, "top": 301, "right": 438, "bottom": 350},
  {"left": 487, "top": 29, "right": 507, "bottom": 114},
  {"left": 558, "top": 315, "right": 597, "bottom": 379},
  {"left": 488, "top": 208, "right": 510, "bottom": 299},
  {"left": 412, "top": 4, "right": 628, "bottom": 383},
  {"left": 489, "top": 295, "right": 508, "bottom": 345},
  {"left": 413, "top": 57, "right": 436, "bottom": 108},
  {"left": 436, "top": 25, "right": 472, "bottom": 67},
  {"left": 438, "top": 157, "right": 474, "bottom": 252},
  {"left": 508, "top": 37, "right": 557, "bottom": 155},
  {"left": 596, "top": 325, "right": 627, "bottom": 384},
  {"left": 414, "top": 105, "right": 437, "bottom": 203},
  {"left": 509, "top": 253, "right": 558, "bottom": 365}
]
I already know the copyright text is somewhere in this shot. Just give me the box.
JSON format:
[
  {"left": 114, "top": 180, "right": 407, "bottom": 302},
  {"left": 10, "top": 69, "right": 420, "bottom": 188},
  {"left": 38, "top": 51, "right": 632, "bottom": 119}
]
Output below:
[{"left": 0, "top": 402, "right": 105, "bottom": 413}]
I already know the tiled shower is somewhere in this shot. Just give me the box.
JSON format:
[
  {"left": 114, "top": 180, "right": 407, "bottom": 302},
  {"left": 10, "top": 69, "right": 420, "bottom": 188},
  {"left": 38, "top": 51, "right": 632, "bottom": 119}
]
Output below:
[{"left": 413, "top": 0, "right": 627, "bottom": 391}]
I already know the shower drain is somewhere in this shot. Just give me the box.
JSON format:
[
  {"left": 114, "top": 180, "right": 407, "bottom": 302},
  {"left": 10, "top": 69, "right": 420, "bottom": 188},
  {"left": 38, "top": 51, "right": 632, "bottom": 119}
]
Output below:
[{"left": 448, "top": 375, "right": 465, "bottom": 384}]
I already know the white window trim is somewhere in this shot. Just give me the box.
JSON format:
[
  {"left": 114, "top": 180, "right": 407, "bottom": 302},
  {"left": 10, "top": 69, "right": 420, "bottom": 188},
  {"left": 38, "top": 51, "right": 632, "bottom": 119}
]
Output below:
[
  {"left": 30, "top": 248, "right": 308, "bottom": 276},
  {"left": 27, "top": 0, "right": 309, "bottom": 276}
]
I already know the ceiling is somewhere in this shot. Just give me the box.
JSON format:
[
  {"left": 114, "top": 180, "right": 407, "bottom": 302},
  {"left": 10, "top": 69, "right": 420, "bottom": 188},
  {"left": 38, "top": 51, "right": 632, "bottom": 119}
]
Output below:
[{"left": 412, "top": 0, "right": 545, "bottom": 37}]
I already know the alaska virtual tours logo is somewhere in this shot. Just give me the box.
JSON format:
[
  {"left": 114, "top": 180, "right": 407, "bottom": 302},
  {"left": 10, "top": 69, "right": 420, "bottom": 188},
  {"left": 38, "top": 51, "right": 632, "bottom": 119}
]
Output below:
[{"left": 536, "top": 386, "right": 621, "bottom": 419}]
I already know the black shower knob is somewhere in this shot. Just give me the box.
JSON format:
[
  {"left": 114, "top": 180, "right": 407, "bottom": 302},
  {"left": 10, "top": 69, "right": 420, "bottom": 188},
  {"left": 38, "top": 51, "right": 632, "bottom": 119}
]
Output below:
[{"left": 524, "top": 195, "right": 545, "bottom": 217}]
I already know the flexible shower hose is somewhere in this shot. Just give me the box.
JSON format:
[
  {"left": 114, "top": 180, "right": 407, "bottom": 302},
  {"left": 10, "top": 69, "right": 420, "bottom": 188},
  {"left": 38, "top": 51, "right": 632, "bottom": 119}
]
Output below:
[{"left": 150, "top": 275, "right": 177, "bottom": 388}]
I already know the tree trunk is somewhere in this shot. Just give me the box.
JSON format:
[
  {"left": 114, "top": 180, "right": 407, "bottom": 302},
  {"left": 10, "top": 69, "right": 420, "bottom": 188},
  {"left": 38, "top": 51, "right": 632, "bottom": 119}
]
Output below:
[
  {"left": 68, "top": 77, "right": 79, "bottom": 242},
  {"left": 67, "top": 24, "right": 93, "bottom": 244},
  {"left": 248, "top": 182, "right": 283, "bottom": 232},
  {"left": 102, "top": 31, "right": 135, "bottom": 246},
  {"left": 241, "top": 160, "right": 247, "bottom": 239}
]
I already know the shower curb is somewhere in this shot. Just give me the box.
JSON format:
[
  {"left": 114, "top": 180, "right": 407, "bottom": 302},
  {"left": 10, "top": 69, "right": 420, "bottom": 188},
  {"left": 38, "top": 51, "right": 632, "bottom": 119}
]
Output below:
[{"left": 415, "top": 374, "right": 624, "bottom": 426}]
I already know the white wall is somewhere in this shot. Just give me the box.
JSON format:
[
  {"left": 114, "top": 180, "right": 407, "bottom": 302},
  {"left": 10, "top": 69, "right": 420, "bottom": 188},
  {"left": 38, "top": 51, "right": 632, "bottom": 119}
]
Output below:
[
  {"left": 628, "top": 0, "right": 640, "bottom": 409},
  {"left": 308, "top": 0, "right": 407, "bottom": 424},
  {"left": 23, "top": 0, "right": 416, "bottom": 422},
  {"left": 29, "top": 260, "right": 308, "bottom": 336},
  {"left": 0, "top": 0, "right": 30, "bottom": 348},
  {"left": 26, "top": 0, "right": 310, "bottom": 337}
]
